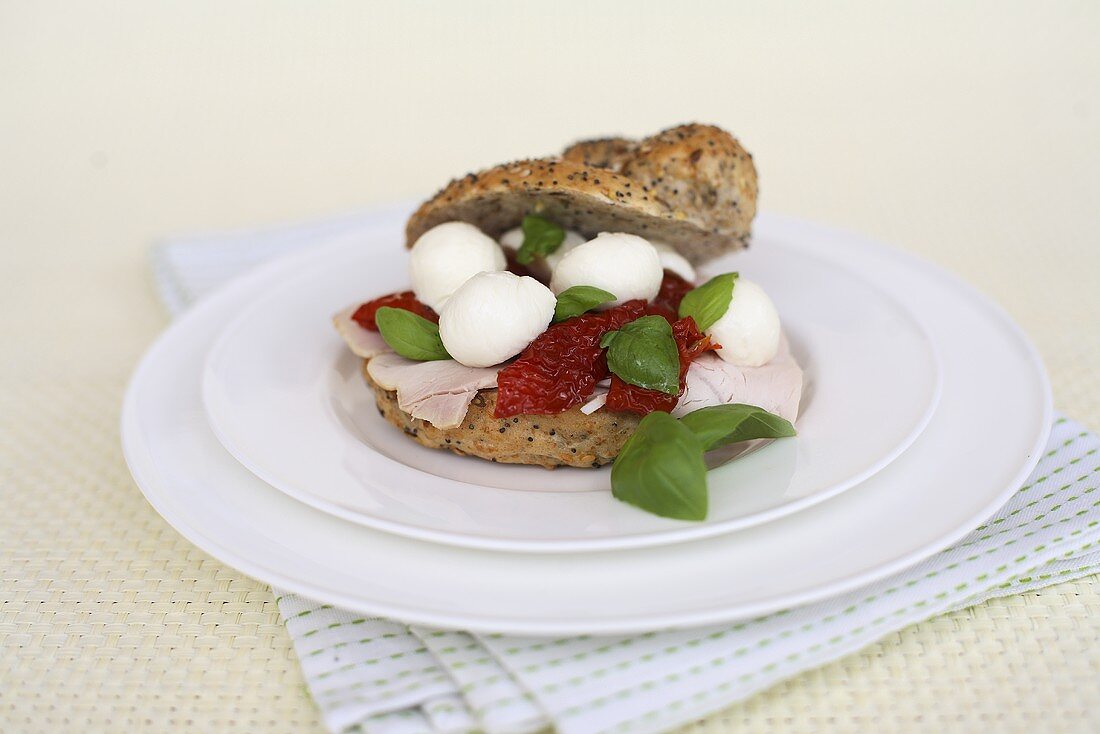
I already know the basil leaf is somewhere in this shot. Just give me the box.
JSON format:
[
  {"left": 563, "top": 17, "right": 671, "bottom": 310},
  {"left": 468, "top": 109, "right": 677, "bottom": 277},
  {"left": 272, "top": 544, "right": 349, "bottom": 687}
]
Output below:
[
  {"left": 601, "top": 315, "right": 680, "bottom": 394},
  {"left": 554, "top": 285, "right": 616, "bottom": 323},
  {"left": 678, "top": 272, "right": 738, "bottom": 331},
  {"left": 516, "top": 215, "right": 566, "bottom": 265},
  {"left": 612, "top": 412, "right": 708, "bottom": 521},
  {"left": 680, "top": 403, "right": 796, "bottom": 451},
  {"left": 374, "top": 307, "right": 450, "bottom": 361}
]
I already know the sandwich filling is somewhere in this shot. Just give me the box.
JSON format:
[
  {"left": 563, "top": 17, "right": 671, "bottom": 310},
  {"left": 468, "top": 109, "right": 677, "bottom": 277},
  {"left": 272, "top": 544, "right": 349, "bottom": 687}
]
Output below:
[{"left": 333, "top": 218, "right": 802, "bottom": 430}]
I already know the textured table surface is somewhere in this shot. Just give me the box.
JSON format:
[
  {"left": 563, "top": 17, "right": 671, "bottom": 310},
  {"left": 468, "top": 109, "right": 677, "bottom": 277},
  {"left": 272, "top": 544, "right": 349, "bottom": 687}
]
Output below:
[{"left": 2, "top": 3, "right": 1098, "bottom": 732}]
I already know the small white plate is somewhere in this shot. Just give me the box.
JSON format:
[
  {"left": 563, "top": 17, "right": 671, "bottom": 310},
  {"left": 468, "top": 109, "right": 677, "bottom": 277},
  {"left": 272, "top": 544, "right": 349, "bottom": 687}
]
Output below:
[
  {"left": 202, "top": 229, "right": 941, "bottom": 552},
  {"left": 122, "top": 213, "right": 1051, "bottom": 635}
]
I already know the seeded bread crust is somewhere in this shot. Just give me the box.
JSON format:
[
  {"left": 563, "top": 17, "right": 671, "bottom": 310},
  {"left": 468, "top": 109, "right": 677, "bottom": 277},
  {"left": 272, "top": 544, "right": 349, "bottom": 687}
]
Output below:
[
  {"left": 560, "top": 136, "right": 636, "bottom": 170},
  {"left": 405, "top": 123, "right": 758, "bottom": 266},
  {"left": 364, "top": 361, "right": 639, "bottom": 469},
  {"left": 618, "top": 124, "right": 758, "bottom": 244}
]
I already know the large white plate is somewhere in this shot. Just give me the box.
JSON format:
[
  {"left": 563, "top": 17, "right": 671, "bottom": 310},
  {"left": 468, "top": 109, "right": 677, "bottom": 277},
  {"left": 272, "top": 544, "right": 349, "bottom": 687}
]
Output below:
[
  {"left": 122, "top": 213, "right": 1051, "bottom": 635},
  {"left": 201, "top": 227, "right": 941, "bottom": 552}
]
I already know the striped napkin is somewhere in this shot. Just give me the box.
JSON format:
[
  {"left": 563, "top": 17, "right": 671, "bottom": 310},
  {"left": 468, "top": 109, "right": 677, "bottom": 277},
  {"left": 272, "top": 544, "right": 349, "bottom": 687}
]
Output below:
[{"left": 153, "top": 207, "right": 1100, "bottom": 734}]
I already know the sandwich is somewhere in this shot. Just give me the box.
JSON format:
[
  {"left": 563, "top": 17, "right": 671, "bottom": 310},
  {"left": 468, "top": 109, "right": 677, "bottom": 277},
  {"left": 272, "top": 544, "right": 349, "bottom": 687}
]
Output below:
[{"left": 333, "top": 123, "right": 803, "bottom": 519}]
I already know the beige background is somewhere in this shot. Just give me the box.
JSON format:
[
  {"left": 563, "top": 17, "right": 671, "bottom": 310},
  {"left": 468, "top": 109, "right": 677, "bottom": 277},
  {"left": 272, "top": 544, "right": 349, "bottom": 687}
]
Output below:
[{"left": 2, "top": 2, "right": 1098, "bottom": 732}]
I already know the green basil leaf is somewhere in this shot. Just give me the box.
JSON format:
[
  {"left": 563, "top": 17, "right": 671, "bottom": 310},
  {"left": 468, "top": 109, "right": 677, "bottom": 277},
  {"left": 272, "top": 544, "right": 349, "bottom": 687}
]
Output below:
[
  {"left": 553, "top": 285, "right": 616, "bottom": 323},
  {"left": 601, "top": 315, "right": 680, "bottom": 394},
  {"left": 612, "top": 412, "right": 708, "bottom": 521},
  {"left": 516, "top": 215, "right": 566, "bottom": 265},
  {"left": 679, "top": 403, "right": 796, "bottom": 451},
  {"left": 374, "top": 307, "right": 451, "bottom": 361},
  {"left": 678, "top": 272, "right": 738, "bottom": 331}
]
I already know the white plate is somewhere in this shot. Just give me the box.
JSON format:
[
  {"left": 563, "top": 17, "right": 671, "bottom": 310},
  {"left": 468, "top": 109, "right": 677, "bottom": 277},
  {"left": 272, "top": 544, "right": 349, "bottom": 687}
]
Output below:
[
  {"left": 201, "top": 228, "right": 941, "bottom": 552},
  {"left": 122, "top": 213, "right": 1051, "bottom": 635}
]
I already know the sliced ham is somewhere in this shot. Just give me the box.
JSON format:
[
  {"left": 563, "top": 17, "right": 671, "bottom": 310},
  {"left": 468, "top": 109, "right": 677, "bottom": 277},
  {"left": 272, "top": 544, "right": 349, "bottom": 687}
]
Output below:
[
  {"left": 579, "top": 379, "right": 612, "bottom": 415},
  {"left": 366, "top": 352, "right": 499, "bottom": 429},
  {"left": 672, "top": 335, "right": 803, "bottom": 422},
  {"left": 580, "top": 392, "right": 608, "bottom": 415},
  {"left": 333, "top": 305, "right": 391, "bottom": 359}
]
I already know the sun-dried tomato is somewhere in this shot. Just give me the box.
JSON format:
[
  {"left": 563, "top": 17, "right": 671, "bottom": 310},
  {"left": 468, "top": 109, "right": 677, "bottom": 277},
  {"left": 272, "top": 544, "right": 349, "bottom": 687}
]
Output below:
[
  {"left": 494, "top": 300, "right": 656, "bottom": 417},
  {"left": 652, "top": 269, "right": 695, "bottom": 316},
  {"left": 604, "top": 316, "right": 717, "bottom": 415},
  {"left": 503, "top": 248, "right": 539, "bottom": 281},
  {"left": 351, "top": 291, "right": 438, "bottom": 331}
]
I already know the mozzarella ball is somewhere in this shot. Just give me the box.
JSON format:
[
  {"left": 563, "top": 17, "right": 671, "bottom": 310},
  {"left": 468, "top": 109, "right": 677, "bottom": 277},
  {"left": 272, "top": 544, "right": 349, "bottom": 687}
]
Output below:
[
  {"left": 409, "top": 222, "right": 506, "bottom": 310},
  {"left": 651, "top": 241, "right": 696, "bottom": 281},
  {"left": 549, "top": 232, "right": 663, "bottom": 307},
  {"left": 707, "top": 279, "right": 782, "bottom": 367},
  {"left": 499, "top": 227, "right": 585, "bottom": 280},
  {"left": 438, "top": 271, "right": 556, "bottom": 368},
  {"left": 498, "top": 227, "right": 523, "bottom": 250}
]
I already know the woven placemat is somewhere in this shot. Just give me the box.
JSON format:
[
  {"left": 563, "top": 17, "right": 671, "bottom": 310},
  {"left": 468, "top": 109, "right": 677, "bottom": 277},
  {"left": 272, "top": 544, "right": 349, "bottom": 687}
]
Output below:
[
  {"left": 4, "top": 1, "right": 1100, "bottom": 728},
  {"left": 2, "top": 231, "right": 1099, "bottom": 732}
]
